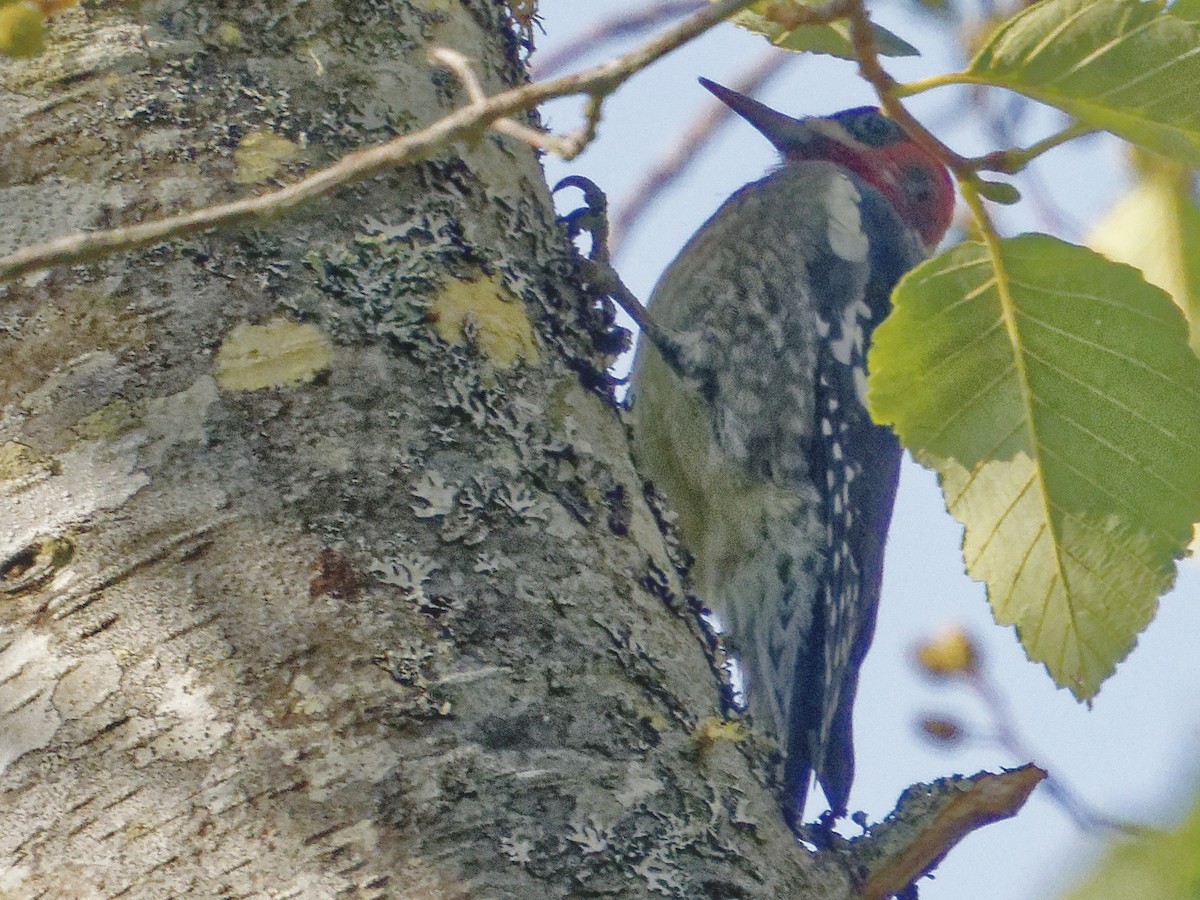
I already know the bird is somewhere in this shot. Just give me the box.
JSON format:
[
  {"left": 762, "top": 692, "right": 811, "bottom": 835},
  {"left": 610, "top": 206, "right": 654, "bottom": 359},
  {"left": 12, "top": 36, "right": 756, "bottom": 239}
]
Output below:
[{"left": 627, "top": 78, "right": 954, "bottom": 825}]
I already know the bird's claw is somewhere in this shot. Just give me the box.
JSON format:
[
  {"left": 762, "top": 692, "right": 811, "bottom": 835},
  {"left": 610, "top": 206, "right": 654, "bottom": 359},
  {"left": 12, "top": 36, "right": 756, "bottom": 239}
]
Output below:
[
  {"left": 554, "top": 175, "right": 693, "bottom": 376},
  {"left": 554, "top": 174, "right": 613, "bottom": 263}
]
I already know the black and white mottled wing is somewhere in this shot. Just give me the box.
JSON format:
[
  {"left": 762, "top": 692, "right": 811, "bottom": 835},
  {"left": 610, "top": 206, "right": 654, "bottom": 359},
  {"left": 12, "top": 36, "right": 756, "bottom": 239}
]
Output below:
[{"left": 630, "top": 159, "right": 924, "bottom": 821}]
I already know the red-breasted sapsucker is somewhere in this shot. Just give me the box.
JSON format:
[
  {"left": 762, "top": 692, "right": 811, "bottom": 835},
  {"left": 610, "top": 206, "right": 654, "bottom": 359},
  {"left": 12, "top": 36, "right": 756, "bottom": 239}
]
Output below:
[{"left": 629, "top": 80, "right": 954, "bottom": 824}]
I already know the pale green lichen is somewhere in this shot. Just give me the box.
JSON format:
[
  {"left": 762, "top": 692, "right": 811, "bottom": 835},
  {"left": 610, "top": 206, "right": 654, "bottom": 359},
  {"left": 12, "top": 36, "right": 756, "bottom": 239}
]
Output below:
[
  {"left": 233, "top": 130, "right": 300, "bottom": 184},
  {"left": 0, "top": 2, "right": 45, "bottom": 59},
  {"left": 215, "top": 318, "right": 332, "bottom": 391},
  {"left": 429, "top": 275, "right": 539, "bottom": 367},
  {"left": 73, "top": 399, "right": 142, "bottom": 440},
  {"left": 0, "top": 441, "right": 48, "bottom": 484},
  {"left": 214, "top": 20, "right": 242, "bottom": 47}
]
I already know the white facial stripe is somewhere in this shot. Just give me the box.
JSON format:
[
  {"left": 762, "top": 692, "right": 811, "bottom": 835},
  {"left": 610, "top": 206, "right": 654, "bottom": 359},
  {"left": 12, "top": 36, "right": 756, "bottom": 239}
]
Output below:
[
  {"left": 824, "top": 175, "right": 869, "bottom": 264},
  {"left": 814, "top": 119, "right": 856, "bottom": 147}
]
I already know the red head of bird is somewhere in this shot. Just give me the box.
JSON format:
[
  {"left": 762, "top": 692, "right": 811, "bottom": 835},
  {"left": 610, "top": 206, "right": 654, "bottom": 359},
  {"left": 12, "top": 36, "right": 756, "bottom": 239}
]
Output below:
[{"left": 699, "top": 78, "right": 954, "bottom": 252}]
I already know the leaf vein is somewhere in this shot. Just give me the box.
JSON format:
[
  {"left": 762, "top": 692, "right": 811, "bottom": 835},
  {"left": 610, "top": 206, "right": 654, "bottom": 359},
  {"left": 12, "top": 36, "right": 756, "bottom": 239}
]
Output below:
[
  {"left": 1042, "top": 20, "right": 1154, "bottom": 88},
  {"left": 1019, "top": 341, "right": 1196, "bottom": 454},
  {"left": 921, "top": 358, "right": 1017, "bottom": 450},
  {"left": 1034, "top": 436, "right": 1181, "bottom": 554},
  {"left": 1020, "top": 2, "right": 1101, "bottom": 66},
  {"left": 964, "top": 467, "right": 1038, "bottom": 571},
  {"left": 1089, "top": 42, "right": 1200, "bottom": 102},
  {"left": 1013, "top": 305, "right": 1200, "bottom": 405},
  {"left": 945, "top": 418, "right": 1026, "bottom": 510}
]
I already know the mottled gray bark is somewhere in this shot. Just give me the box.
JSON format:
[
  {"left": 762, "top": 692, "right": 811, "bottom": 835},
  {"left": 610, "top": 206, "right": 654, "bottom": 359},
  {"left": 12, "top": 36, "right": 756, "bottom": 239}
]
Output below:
[{"left": 0, "top": 2, "right": 841, "bottom": 896}]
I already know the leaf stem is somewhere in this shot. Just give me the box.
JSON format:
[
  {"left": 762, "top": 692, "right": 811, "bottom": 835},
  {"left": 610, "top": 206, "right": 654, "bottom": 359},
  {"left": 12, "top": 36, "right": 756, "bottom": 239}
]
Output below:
[
  {"left": 958, "top": 180, "right": 1002, "bottom": 253},
  {"left": 893, "top": 72, "right": 984, "bottom": 96},
  {"left": 969, "top": 120, "right": 1098, "bottom": 174}
]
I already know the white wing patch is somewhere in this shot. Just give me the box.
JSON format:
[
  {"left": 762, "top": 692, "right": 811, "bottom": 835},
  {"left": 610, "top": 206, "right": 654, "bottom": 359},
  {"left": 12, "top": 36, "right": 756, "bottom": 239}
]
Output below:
[
  {"left": 853, "top": 365, "right": 869, "bottom": 405},
  {"left": 823, "top": 175, "right": 869, "bottom": 263},
  {"left": 826, "top": 297, "right": 871, "bottom": 366}
]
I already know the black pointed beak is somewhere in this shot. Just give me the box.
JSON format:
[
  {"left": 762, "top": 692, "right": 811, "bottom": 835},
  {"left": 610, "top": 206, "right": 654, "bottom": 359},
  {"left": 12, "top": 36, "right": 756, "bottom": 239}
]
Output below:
[{"left": 699, "top": 77, "right": 819, "bottom": 156}]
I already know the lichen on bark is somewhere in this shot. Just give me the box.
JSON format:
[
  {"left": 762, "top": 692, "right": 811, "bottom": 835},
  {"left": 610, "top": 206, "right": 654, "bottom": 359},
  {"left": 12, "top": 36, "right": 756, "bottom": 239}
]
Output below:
[{"left": 0, "top": 1, "right": 834, "bottom": 896}]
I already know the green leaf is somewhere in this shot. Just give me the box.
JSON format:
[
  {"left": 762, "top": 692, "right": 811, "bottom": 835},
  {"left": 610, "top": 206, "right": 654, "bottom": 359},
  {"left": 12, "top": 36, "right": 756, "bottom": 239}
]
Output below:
[
  {"left": 1063, "top": 783, "right": 1200, "bottom": 899},
  {"left": 1088, "top": 154, "right": 1200, "bottom": 353},
  {"left": 1170, "top": 0, "right": 1200, "bottom": 22},
  {"left": 731, "top": 1, "right": 919, "bottom": 59},
  {"left": 868, "top": 235, "right": 1200, "bottom": 699},
  {"left": 966, "top": 0, "right": 1200, "bottom": 166}
]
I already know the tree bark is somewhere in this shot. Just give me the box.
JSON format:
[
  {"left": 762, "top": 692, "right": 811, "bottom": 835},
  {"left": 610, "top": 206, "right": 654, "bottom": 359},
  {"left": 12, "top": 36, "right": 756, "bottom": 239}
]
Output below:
[{"left": 0, "top": 1, "right": 840, "bottom": 896}]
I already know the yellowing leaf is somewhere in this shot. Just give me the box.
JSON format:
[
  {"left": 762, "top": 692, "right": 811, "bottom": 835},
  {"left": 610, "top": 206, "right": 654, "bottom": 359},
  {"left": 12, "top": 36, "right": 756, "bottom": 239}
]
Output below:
[
  {"left": 869, "top": 235, "right": 1200, "bottom": 698},
  {"left": 731, "top": 0, "right": 918, "bottom": 59}
]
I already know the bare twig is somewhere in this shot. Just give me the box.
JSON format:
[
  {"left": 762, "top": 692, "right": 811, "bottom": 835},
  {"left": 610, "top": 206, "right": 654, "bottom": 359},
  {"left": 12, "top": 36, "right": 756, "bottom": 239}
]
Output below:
[
  {"left": 914, "top": 626, "right": 1136, "bottom": 836},
  {"left": 429, "top": 49, "right": 606, "bottom": 160},
  {"left": 0, "top": 0, "right": 772, "bottom": 285},
  {"left": 864, "top": 18, "right": 1095, "bottom": 186},
  {"left": 609, "top": 51, "right": 794, "bottom": 259},
  {"left": 973, "top": 119, "right": 1097, "bottom": 176},
  {"left": 430, "top": 48, "right": 489, "bottom": 104},
  {"left": 977, "top": 100, "right": 1077, "bottom": 235},
  {"left": 429, "top": 48, "right": 566, "bottom": 153},
  {"left": 964, "top": 667, "right": 1136, "bottom": 835}
]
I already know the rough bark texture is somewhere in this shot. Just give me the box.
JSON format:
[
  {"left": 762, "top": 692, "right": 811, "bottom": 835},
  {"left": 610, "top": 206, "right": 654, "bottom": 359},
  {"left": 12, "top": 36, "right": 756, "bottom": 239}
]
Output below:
[{"left": 0, "top": 1, "right": 845, "bottom": 896}]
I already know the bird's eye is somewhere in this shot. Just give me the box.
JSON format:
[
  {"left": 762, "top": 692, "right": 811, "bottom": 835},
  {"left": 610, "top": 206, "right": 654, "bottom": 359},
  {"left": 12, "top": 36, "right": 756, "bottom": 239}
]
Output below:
[
  {"left": 845, "top": 113, "right": 904, "bottom": 147},
  {"left": 900, "top": 165, "right": 934, "bottom": 205}
]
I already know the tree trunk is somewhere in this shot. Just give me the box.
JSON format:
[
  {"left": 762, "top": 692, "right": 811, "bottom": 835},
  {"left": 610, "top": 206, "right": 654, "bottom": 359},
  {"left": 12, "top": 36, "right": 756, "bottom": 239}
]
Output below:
[{"left": 0, "top": 1, "right": 840, "bottom": 895}]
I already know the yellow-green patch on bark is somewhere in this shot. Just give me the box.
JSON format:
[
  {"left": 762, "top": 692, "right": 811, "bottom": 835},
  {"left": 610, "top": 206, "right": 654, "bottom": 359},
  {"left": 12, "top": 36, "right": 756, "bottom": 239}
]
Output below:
[
  {"left": 233, "top": 131, "right": 300, "bottom": 184},
  {"left": 0, "top": 2, "right": 45, "bottom": 59},
  {"left": 429, "top": 275, "right": 539, "bottom": 367},
  {"left": 214, "top": 21, "right": 242, "bottom": 47},
  {"left": 410, "top": 0, "right": 459, "bottom": 12},
  {"left": 0, "top": 441, "right": 48, "bottom": 484},
  {"left": 73, "top": 399, "right": 142, "bottom": 440},
  {"left": 216, "top": 318, "right": 331, "bottom": 391}
]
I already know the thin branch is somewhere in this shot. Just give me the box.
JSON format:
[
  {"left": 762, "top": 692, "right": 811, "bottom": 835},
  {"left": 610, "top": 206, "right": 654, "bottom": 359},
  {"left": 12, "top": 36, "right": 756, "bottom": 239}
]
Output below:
[
  {"left": 844, "top": 1, "right": 1092, "bottom": 195},
  {"left": 430, "top": 48, "right": 573, "bottom": 154},
  {"left": 843, "top": 0, "right": 973, "bottom": 180},
  {"left": 971, "top": 119, "right": 1097, "bottom": 175},
  {"left": 976, "top": 97, "right": 1079, "bottom": 235},
  {"left": 532, "top": 0, "right": 705, "bottom": 79},
  {"left": 914, "top": 626, "right": 1138, "bottom": 838},
  {"left": 0, "top": 0, "right": 770, "bottom": 285},
  {"left": 965, "top": 667, "right": 1138, "bottom": 835},
  {"left": 431, "top": 49, "right": 605, "bottom": 160},
  {"left": 431, "top": 48, "right": 489, "bottom": 104}
]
